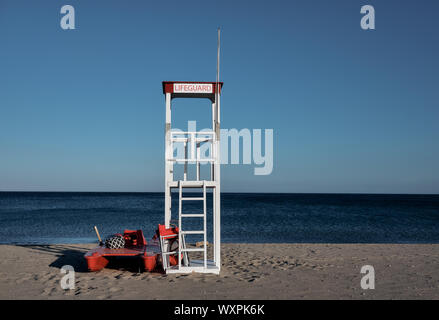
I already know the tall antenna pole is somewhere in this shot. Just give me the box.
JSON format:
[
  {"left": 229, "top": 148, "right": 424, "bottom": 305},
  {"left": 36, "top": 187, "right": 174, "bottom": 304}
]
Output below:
[
  {"left": 216, "top": 27, "right": 221, "bottom": 131},
  {"left": 217, "top": 28, "right": 220, "bottom": 84},
  {"left": 216, "top": 27, "right": 220, "bottom": 103}
]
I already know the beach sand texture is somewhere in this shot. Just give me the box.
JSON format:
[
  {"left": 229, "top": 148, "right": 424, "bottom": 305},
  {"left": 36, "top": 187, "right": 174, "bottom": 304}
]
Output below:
[{"left": 0, "top": 243, "right": 438, "bottom": 299}]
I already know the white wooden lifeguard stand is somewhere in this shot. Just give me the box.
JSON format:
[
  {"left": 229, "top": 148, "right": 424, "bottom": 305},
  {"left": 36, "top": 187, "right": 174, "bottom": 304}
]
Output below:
[{"left": 162, "top": 81, "right": 223, "bottom": 274}]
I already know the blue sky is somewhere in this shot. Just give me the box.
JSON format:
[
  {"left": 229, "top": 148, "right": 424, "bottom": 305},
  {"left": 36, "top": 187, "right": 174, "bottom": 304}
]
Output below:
[{"left": 0, "top": 0, "right": 438, "bottom": 193}]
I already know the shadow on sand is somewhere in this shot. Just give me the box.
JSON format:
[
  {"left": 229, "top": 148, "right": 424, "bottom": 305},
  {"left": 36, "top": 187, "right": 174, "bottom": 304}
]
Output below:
[
  {"left": 17, "top": 244, "right": 152, "bottom": 273},
  {"left": 18, "top": 244, "right": 91, "bottom": 272}
]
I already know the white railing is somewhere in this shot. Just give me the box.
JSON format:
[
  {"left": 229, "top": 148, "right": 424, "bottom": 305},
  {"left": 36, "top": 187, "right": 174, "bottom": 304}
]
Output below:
[{"left": 169, "top": 131, "right": 216, "bottom": 181}]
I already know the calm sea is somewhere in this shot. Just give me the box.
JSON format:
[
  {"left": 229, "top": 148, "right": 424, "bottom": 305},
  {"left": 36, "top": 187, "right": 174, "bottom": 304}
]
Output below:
[{"left": 0, "top": 192, "right": 438, "bottom": 244}]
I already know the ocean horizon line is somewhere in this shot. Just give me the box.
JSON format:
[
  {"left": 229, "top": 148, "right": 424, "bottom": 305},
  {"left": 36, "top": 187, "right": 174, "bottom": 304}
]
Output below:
[{"left": 1, "top": 190, "right": 438, "bottom": 196}]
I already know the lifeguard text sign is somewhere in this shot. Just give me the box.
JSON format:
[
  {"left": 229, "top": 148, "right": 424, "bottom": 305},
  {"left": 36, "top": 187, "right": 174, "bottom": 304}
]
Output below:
[{"left": 173, "top": 83, "right": 213, "bottom": 94}]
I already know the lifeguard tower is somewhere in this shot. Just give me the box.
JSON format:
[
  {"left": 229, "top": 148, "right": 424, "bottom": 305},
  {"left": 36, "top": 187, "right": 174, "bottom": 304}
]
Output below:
[
  {"left": 84, "top": 30, "right": 223, "bottom": 275},
  {"left": 160, "top": 81, "right": 223, "bottom": 274}
]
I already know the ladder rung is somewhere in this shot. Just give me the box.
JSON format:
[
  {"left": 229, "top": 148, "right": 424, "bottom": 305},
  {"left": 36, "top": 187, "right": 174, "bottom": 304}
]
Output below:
[
  {"left": 181, "top": 197, "right": 204, "bottom": 201},
  {"left": 162, "top": 251, "right": 177, "bottom": 255},
  {"left": 181, "top": 248, "right": 205, "bottom": 252},
  {"left": 181, "top": 214, "right": 205, "bottom": 218},
  {"left": 181, "top": 230, "right": 205, "bottom": 235}
]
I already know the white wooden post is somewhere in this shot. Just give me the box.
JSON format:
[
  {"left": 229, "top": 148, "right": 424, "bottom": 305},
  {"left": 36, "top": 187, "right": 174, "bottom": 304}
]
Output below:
[
  {"left": 164, "top": 92, "right": 172, "bottom": 228},
  {"left": 214, "top": 91, "right": 221, "bottom": 269},
  {"left": 184, "top": 141, "right": 188, "bottom": 181}
]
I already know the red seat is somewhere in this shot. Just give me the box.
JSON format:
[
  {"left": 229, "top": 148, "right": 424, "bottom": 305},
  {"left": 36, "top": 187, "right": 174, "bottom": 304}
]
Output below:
[
  {"left": 123, "top": 229, "right": 146, "bottom": 247},
  {"left": 158, "top": 224, "right": 179, "bottom": 238}
]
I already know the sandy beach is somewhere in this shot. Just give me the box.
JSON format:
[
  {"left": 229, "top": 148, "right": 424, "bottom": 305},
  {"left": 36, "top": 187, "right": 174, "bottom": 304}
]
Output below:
[{"left": 0, "top": 243, "right": 438, "bottom": 299}]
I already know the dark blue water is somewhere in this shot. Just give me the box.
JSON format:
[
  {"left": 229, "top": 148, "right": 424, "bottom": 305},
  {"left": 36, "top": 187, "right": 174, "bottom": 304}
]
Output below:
[{"left": 0, "top": 192, "right": 438, "bottom": 244}]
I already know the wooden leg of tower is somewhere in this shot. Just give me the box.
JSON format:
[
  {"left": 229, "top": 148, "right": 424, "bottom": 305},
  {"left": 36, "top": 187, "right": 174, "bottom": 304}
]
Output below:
[
  {"left": 165, "top": 92, "right": 172, "bottom": 228},
  {"left": 214, "top": 185, "right": 221, "bottom": 269}
]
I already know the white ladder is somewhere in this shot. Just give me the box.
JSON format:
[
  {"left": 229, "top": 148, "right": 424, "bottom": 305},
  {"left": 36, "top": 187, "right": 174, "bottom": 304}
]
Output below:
[{"left": 178, "top": 180, "right": 208, "bottom": 270}]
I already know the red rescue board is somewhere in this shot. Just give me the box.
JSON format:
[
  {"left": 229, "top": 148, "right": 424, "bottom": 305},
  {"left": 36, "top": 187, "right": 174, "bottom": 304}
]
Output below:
[{"left": 84, "top": 230, "right": 161, "bottom": 272}]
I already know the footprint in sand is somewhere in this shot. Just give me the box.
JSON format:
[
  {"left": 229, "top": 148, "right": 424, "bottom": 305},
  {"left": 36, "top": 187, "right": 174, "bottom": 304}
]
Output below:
[
  {"left": 109, "top": 287, "right": 122, "bottom": 293},
  {"left": 15, "top": 274, "right": 30, "bottom": 284},
  {"left": 47, "top": 274, "right": 57, "bottom": 281}
]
